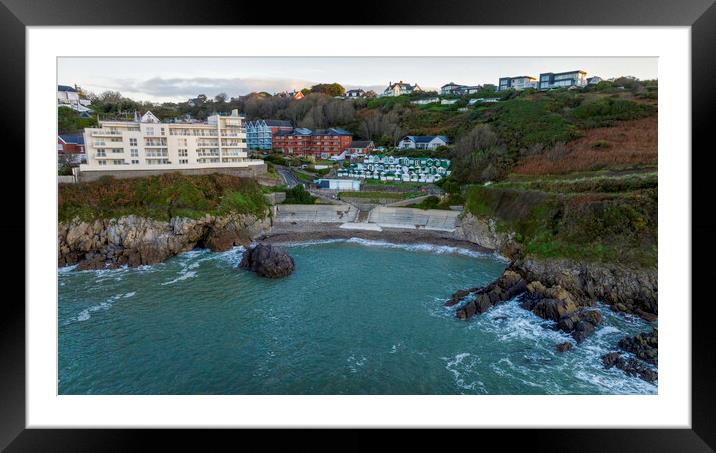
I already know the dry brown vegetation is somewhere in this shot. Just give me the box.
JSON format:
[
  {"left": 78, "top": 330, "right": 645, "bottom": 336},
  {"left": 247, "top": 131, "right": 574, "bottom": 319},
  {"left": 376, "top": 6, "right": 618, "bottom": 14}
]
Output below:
[{"left": 512, "top": 116, "right": 657, "bottom": 176}]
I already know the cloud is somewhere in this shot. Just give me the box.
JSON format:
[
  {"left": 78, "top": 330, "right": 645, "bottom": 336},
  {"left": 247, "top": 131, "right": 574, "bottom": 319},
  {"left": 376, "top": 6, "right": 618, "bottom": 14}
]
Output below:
[{"left": 104, "top": 77, "right": 393, "bottom": 102}]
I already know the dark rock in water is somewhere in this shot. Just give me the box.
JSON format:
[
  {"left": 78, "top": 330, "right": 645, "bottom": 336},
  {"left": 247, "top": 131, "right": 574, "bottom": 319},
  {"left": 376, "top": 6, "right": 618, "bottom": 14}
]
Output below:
[
  {"left": 444, "top": 289, "right": 470, "bottom": 307},
  {"left": 634, "top": 309, "right": 658, "bottom": 323},
  {"left": 455, "top": 270, "right": 527, "bottom": 320},
  {"left": 618, "top": 329, "right": 658, "bottom": 365},
  {"left": 601, "top": 351, "right": 657, "bottom": 383},
  {"left": 556, "top": 342, "right": 573, "bottom": 353},
  {"left": 239, "top": 244, "right": 295, "bottom": 278},
  {"left": 571, "top": 320, "right": 596, "bottom": 344},
  {"left": 601, "top": 352, "right": 622, "bottom": 368}
]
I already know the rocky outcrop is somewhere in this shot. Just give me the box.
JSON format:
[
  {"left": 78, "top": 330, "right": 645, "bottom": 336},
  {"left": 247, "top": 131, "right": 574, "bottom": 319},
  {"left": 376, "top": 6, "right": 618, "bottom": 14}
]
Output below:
[
  {"left": 239, "top": 244, "right": 295, "bottom": 278},
  {"left": 617, "top": 329, "right": 658, "bottom": 366},
  {"left": 454, "top": 270, "right": 527, "bottom": 319},
  {"left": 520, "top": 281, "right": 603, "bottom": 344},
  {"left": 517, "top": 257, "right": 657, "bottom": 318},
  {"left": 602, "top": 351, "right": 657, "bottom": 383},
  {"left": 58, "top": 214, "right": 271, "bottom": 270}
]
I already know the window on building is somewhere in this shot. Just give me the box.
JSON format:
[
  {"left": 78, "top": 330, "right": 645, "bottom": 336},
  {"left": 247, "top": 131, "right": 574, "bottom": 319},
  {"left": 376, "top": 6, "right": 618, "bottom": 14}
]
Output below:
[
  {"left": 130, "top": 149, "right": 138, "bottom": 157},
  {"left": 146, "top": 127, "right": 154, "bottom": 136},
  {"left": 129, "top": 138, "right": 138, "bottom": 146},
  {"left": 178, "top": 149, "right": 188, "bottom": 157},
  {"left": 112, "top": 160, "right": 124, "bottom": 165},
  {"left": 160, "top": 128, "right": 165, "bottom": 136},
  {"left": 112, "top": 148, "right": 123, "bottom": 153},
  {"left": 179, "top": 159, "right": 188, "bottom": 164},
  {"left": 178, "top": 138, "right": 187, "bottom": 146},
  {"left": 131, "top": 159, "right": 139, "bottom": 164},
  {"left": 98, "top": 160, "right": 107, "bottom": 166}
]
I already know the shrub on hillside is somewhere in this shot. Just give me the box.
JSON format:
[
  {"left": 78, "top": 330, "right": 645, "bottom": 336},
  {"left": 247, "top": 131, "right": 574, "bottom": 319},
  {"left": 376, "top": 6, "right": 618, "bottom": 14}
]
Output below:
[
  {"left": 464, "top": 185, "right": 657, "bottom": 266},
  {"left": 451, "top": 124, "right": 511, "bottom": 183},
  {"left": 571, "top": 98, "right": 656, "bottom": 128},
  {"left": 283, "top": 185, "right": 316, "bottom": 204},
  {"left": 489, "top": 98, "right": 581, "bottom": 151},
  {"left": 58, "top": 173, "right": 268, "bottom": 221}
]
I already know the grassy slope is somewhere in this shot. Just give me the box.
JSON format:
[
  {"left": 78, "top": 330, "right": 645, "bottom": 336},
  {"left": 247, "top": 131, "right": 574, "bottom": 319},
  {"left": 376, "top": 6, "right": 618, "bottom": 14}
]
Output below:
[
  {"left": 464, "top": 177, "right": 657, "bottom": 267},
  {"left": 58, "top": 173, "right": 269, "bottom": 222}
]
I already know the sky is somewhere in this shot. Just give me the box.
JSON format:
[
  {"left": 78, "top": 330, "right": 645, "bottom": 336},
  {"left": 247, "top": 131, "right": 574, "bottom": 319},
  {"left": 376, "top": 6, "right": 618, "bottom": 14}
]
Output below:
[{"left": 58, "top": 57, "right": 657, "bottom": 103}]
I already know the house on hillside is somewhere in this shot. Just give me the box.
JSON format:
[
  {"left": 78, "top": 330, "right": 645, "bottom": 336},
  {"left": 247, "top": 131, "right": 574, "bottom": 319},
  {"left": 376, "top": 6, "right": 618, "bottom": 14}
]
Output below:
[
  {"left": 58, "top": 84, "right": 93, "bottom": 114},
  {"left": 498, "top": 76, "right": 538, "bottom": 91},
  {"left": 344, "top": 140, "right": 375, "bottom": 158},
  {"left": 274, "top": 90, "right": 304, "bottom": 100},
  {"left": 380, "top": 81, "right": 421, "bottom": 97},
  {"left": 343, "top": 89, "right": 366, "bottom": 99},
  {"left": 587, "top": 76, "right": 603, "bottom": 85},
  {"left": 538, "top": 70, "right": 588, "bottom": 90},
  {"left": 57, "top": 134, "right": 86, "bottom": 164},
  {"left": 398, "top": 135, "right": 449, "bottom": 150},
  {"left": 57, "top": 85, "right": 80, "bottom": 104}
]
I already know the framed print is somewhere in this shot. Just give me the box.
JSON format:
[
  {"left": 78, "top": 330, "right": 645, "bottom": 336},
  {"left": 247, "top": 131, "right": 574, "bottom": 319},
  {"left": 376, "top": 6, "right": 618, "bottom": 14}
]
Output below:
[{"left": 4, "top": 0, "right": 716, "bottom": 449}]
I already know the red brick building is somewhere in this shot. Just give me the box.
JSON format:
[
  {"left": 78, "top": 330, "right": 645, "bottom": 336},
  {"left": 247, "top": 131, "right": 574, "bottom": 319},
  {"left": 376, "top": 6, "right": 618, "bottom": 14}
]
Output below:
[{"left": 273, "top": 128, "right": 353, "bottom": 159}]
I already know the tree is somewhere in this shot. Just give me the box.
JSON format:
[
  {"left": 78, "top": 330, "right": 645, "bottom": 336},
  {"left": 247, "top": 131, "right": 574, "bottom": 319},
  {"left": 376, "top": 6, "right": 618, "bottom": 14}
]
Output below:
[
  {"left": 196, "top": 94, "right": 208, "bottom": 104},
  {"left": 451, "top": 124, "right": 510, "bottom": 183},
  {"left": 58, "top": 106, "right": 97, "bottom": 134},
  {"left": 214, "top": 92, "right": 227, "bottom": 103},
  {"left": 310, "top": 83, "right": 345, "bottom": 97}
]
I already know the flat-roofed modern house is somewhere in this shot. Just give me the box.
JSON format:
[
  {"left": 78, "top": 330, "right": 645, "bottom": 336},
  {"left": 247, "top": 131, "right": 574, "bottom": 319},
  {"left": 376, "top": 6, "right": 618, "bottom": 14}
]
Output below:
[
  {"left": 245, "top": 119, "right": 293, "bottom": 150},
  {"left": 398, "top": 135, "right": 449, "bottom": 150},
  {"left": 538, "top": 70, "right": 588, "bottom": 90},
  {"left": 79, "top": 109, "right": 265, "bottom": 182},
  {"left": 587, "top": 76, "right": 603, "bottom": 85},
  {"left": 380, "top": 81, "right": 422, "bottom": 97},
  {"left": 498, "top": 76, "right": 538, "bottom": 91},
  {"left": 440, "top": 82, "right": 483, "bottom": 96}
]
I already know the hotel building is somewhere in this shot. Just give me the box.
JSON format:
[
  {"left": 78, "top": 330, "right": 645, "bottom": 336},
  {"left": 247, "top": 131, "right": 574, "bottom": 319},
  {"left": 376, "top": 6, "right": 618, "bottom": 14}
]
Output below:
[{"left": 80, "top": 110, "right": 265, "bottom": 181}]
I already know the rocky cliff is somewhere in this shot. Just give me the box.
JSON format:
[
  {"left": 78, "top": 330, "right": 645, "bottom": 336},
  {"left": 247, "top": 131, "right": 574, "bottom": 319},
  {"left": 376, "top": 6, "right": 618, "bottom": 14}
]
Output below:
[
  {"left": 58, "top": 214, "right": 271, "bottom": 270},
  {"left": 454, "top": 212, "right": 657, "bottom": 319}
]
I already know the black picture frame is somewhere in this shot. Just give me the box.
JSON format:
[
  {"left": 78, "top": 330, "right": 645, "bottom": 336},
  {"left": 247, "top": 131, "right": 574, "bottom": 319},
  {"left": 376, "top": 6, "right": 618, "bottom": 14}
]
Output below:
[{"left": 3, "top": 0, "right": 715, "bottom": 450}]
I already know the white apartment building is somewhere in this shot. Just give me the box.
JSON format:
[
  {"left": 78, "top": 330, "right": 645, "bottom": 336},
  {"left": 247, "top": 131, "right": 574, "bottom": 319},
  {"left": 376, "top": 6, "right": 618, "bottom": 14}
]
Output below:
[{"left": 80, "top": 110, "right": 265, "bottom": 180}]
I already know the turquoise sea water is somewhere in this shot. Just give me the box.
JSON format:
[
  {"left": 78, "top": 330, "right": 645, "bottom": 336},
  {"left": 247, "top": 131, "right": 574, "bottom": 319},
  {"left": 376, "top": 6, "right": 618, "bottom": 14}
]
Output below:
[{"left": 58, "top": 239, "right": 657, "bottom": 395}]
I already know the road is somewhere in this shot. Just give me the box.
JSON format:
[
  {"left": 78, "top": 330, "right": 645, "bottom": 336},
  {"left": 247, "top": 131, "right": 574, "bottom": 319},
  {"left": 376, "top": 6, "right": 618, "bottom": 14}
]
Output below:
[{"left": 276, "top": 165, "right": 301, "bottom": 188}]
